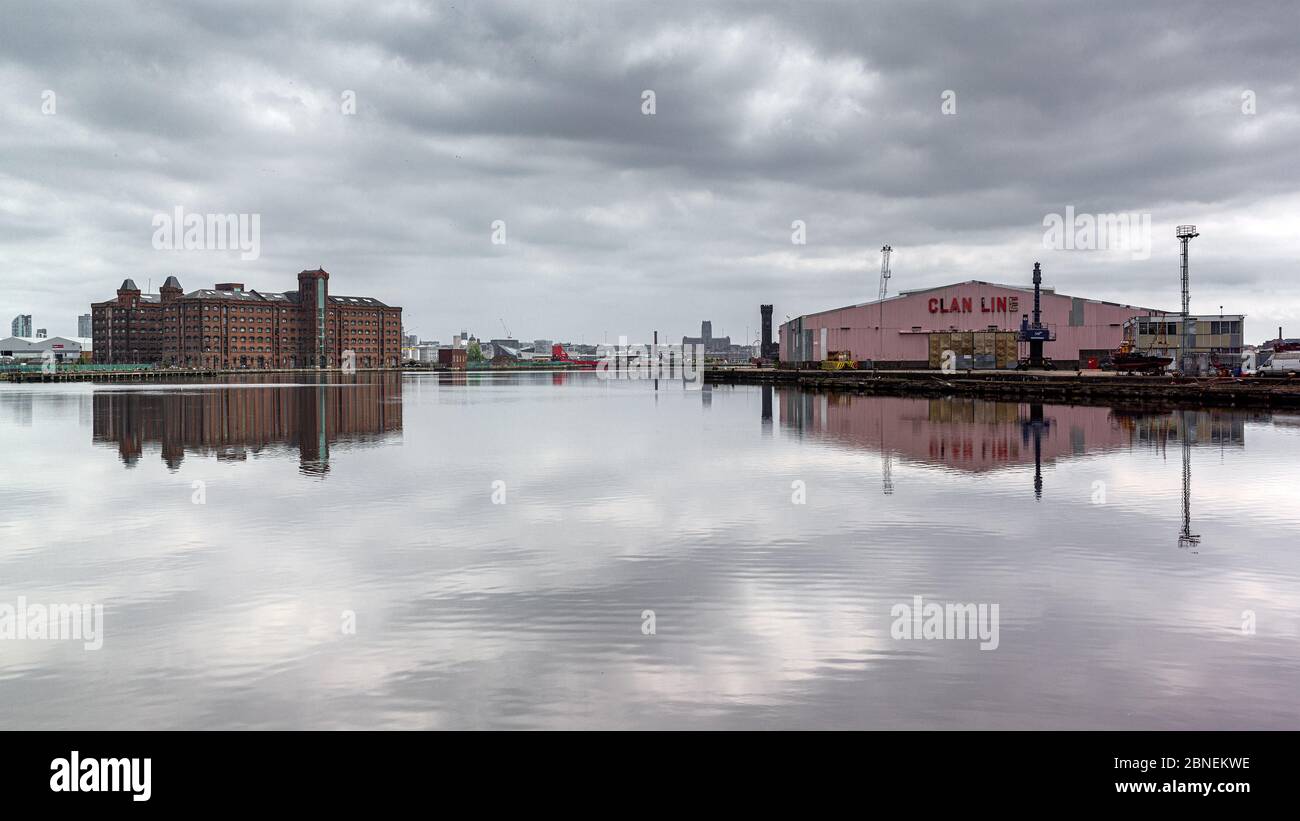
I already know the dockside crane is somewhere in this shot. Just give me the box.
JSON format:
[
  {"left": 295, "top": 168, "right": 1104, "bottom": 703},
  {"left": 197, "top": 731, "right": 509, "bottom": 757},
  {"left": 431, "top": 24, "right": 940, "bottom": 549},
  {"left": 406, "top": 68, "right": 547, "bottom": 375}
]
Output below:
[{"left": 1016, "top": 262, "right": 1057, "bottom": 370}]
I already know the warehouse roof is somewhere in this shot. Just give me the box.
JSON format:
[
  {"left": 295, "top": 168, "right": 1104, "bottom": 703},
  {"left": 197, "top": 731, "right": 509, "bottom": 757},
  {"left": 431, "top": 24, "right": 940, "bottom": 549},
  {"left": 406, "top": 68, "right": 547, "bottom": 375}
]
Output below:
[
  {"left": 177, "top": 289, "right": 388, "bottom": 307},
  {"left": 186, "top": 289, "right": 275, "bottom": 301},
  {"left": 0, "top": 335, "right": 91, "bottom": 349},
  {"left": 793, "top": 279, "right": 1163, "bottom": 322},
  {"left": 329, "top": 295, "right": 389, "bottom": 307},
  {"left": 897, "top": 280, "right": 1051, "bottom": 297}
]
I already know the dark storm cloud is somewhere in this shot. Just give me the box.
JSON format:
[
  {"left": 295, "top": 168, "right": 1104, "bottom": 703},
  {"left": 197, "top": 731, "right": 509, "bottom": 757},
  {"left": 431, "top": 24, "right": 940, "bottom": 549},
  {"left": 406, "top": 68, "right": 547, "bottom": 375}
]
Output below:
[{"left": 1, "top": 0, "right": 1297, "bottom": 342}]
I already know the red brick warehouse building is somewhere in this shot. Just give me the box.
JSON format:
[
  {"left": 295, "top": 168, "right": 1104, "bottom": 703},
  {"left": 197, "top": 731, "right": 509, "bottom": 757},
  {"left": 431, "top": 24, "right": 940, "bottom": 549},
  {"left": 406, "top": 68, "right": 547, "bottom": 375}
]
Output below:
[{"left": 91, "top": 268, "right": 402, "bottom": 368}]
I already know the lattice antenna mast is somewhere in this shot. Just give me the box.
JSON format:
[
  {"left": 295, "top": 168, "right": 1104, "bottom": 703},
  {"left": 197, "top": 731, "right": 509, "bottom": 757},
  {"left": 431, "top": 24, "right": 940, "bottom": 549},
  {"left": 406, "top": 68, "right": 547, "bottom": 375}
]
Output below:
[{"left": 878, "top": 244, "right": 893, "bottom": 301}]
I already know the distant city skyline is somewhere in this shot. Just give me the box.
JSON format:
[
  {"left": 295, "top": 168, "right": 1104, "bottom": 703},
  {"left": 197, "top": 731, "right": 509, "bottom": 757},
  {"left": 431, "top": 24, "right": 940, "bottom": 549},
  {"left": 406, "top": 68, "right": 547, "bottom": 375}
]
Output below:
[{"left": 4, "top": 312, "right": 93, "bottom": 340}]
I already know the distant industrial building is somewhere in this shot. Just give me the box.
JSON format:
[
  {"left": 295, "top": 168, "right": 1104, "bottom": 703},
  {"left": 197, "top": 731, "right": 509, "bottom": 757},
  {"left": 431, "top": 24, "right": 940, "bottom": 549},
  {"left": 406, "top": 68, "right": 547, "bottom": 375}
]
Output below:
[
  {"left": 1122, "top": 314, "right": 1246, "bottom": 373},
  {"left": 490, "top": 343, "right": 520, "bottom": 364},
  {"left": 401, "top": 338, "right": 431, "bottom": 362},
  {"left": 11, "top": 314, "right": 32, "bottom": 337},
  {"left": 438, "top": 347, "right": 467, "bottom": 369},
  {"left": 0, "top": 335, "right": 92, "bottom": 363},
  {"left": 780, "top": 279, "right": 1170, "bottom": 370},
  {"left": 401, "top": 340, "right": 444, "bottom": 362}
]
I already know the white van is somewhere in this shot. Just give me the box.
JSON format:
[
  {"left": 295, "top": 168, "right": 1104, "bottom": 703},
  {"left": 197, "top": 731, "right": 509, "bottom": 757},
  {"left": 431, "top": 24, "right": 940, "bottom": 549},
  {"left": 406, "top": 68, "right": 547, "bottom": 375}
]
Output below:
[{"left": 1262, "top": 353, "right": 1300, "bottom": 375}]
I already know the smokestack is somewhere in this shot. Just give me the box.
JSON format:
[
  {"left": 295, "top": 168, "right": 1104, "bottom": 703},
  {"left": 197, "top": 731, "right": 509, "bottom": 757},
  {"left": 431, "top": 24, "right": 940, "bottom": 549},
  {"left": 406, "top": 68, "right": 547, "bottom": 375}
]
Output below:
[{"left": 760, "top": 304, "right": 773, "bottom": 359}]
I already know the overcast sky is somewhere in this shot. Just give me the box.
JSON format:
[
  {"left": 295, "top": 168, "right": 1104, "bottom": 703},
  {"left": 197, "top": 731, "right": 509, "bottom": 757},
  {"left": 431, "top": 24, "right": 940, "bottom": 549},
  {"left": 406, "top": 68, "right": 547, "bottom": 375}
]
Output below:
[{"left": 2, "top": 0, "right": 1297, "bottom": 344}]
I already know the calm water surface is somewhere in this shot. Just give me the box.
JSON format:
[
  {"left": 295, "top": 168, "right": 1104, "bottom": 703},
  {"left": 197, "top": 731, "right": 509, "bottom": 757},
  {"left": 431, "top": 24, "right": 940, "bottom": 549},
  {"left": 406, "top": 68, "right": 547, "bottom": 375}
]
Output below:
[{"left": 2, "top": 372, "right": 1298, "bottom": 729}]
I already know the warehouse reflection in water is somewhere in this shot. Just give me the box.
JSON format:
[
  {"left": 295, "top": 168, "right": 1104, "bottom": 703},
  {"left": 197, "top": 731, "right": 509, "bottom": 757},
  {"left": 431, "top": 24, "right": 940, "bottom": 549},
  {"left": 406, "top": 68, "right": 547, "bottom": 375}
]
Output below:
[
  {"left": 776, "top": 389, "right": 1249, "bottom": 474},
  {"left": 6, "top": 374, "right": 1300, "bottom": 728},
  {"left": 92, "top": 374, "right": 402, "bottom": 475},
  {"left": 772, "top": 386, "right": 1255, "bottom": 543}
]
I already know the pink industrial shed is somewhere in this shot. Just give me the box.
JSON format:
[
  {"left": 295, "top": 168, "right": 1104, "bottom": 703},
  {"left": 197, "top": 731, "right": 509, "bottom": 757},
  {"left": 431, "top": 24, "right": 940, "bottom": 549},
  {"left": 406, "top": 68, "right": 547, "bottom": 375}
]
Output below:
[{"left": 779, "top": 280, "right": 1167, "bottom": 369}]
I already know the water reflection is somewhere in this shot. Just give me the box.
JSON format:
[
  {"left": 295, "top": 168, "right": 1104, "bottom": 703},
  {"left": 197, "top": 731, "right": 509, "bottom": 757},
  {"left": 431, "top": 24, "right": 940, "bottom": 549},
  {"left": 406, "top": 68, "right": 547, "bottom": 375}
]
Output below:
[
  {"left": 4, "top": 374, "right": 1299, "bottom": 729},
  {"left": 91, "top": 374, "right": 402, "bottom": 476},
  {"left": 778, "top": 391, "right": 1251, "bottom": 476},
  {"left": 1110, "top": 408, "right": 1256, "bottom": 554},
  {"left": 776, "top": 390, "right": 1265, "bottom": 550}
]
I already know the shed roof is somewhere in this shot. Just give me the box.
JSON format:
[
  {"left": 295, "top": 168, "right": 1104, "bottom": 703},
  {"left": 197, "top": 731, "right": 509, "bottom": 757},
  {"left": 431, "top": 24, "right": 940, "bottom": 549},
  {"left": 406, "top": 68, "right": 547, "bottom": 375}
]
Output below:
[{"left": 791, "top": 279, "right": 1166, "bottom": 323}]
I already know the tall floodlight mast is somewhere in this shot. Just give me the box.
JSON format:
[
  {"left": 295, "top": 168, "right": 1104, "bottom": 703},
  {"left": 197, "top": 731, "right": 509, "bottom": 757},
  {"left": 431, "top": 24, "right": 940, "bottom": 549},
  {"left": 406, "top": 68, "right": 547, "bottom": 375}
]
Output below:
[
  {"left": 876, "top": 245, "right": 893, "bottom": 371},
  {"left": 878, "top": 245, "right": 893, "bottom": 301},
  {"left": 1176, "top": 225, "right": 1199, "bottom": 374}
]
